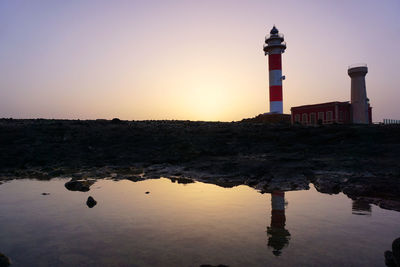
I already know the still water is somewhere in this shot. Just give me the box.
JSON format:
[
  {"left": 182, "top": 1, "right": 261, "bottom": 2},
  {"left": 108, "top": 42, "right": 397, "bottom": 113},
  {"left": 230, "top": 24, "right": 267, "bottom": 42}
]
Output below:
[{"left": 0, "top": 178, "right": 399, "bottom": 266}]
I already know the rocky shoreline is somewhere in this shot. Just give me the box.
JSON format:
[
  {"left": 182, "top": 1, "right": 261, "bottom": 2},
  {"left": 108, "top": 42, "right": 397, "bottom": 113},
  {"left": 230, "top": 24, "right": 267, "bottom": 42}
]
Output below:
[{"left": 0, "top": 119, "right": 399, "bottom": 211}]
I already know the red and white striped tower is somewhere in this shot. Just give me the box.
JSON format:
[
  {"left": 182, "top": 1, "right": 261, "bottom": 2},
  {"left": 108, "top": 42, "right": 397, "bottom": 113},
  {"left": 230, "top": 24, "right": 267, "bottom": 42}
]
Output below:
[
  {"left": 263, "top": 26, "right": 287, "bottom": 114},
  {"left": 267, "top": 190, "right": 290, "bottom": 256}
]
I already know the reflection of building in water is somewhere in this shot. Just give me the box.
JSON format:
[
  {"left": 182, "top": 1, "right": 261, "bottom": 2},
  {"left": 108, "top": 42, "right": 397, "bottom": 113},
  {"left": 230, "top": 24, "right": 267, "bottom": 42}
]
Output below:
[
  {"left": 267, "top": 191, "right": 290, "bottom": 256},
  {"left": 352, "top": 199, "right": 372, "bottom": 216}
]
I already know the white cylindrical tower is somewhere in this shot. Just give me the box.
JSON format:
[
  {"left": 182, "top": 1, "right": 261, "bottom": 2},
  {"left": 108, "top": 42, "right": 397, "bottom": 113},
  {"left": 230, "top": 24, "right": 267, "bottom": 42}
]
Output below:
[
  {"left": 348, "top": 64, "right": 369, "bottom": 124},
  {"left": 263, "top": 26, "right": 287, "bottom": 114}
]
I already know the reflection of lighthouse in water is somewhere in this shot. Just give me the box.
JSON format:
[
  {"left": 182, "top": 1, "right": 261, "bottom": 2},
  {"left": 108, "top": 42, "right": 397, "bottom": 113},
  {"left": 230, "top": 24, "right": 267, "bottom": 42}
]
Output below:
[{"left": 267, "top": 191, "right": 290, "bottom": 256}]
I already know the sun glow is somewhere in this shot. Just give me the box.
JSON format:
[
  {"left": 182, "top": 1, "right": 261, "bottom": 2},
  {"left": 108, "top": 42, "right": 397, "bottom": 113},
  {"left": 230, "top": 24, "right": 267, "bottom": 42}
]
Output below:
[{"left": 185, "top": 83, "right": 227, "bottom": 121}]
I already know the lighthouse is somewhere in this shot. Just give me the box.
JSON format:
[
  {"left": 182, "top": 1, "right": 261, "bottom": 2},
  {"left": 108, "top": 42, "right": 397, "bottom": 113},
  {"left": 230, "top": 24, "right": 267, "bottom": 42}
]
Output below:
[{"left": 263, "top": 26, "right": 287, "bottom": 114}]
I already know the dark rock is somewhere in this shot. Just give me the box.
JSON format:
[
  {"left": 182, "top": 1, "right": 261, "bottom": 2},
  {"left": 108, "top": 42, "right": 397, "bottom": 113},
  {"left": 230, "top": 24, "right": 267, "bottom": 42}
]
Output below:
[
  {"left": 86, "top": 196, "right": 97, "bottom": 208},
  {"left": 313, "top": 179, "right": 341, "bottom": 194},
  {"left": 125, "top": 176, "right": 145, "bottom": 182},
  {"left": 386, "top": 251, "right": 397, "bottom": 267},
  {"left": 65, "top": 179, "right": 95, "bottom": 192},
  {"left": 342, "top": 184, "right": 374, "bottom": 197},
  {"left": 169, "top": 177, "right": 194, "bottom": 184},
  {"left": 131, "top": 168, "right": 144, "bottom": 175},
  {"left": 385, "top": 238, "right": 400, "bottom": 267},
  {"left": 393, "top": 238, "right": 400, "bottom": 266},
  {"left": 0, "top": 252, "right": 11, "bottom": 267},
  {"left": 378, "top": 200, "right": 400, "bottom": 213},
  {"left": 41, "top": 193, "right": 50, "bottom": 195},
  {"left": 48, "top": 169, "right": 65, "bottom": 177}
]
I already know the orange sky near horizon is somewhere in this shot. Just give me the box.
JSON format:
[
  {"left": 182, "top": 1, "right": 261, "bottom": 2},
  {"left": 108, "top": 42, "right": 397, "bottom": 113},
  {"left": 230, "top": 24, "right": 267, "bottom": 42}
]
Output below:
[{"left": 0, "top": 0, "right": 399, "bottom": 122}]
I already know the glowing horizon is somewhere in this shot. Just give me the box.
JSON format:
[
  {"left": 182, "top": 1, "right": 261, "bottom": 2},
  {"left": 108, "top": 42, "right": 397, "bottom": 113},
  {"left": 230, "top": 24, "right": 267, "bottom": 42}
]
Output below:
[{"left": 1, "top": 0, "right": 399, "bottom": 122}]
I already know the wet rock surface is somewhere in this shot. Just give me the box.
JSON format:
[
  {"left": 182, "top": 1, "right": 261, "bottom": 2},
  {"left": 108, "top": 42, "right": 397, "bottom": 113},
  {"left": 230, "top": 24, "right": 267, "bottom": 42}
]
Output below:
[{"left": 0, "top": 119, "right": 399, "bottom": 211}]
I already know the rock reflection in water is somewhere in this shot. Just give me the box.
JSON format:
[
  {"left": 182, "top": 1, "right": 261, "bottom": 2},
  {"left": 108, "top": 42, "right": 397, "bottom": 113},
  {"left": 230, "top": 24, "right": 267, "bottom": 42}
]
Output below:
[
  {"left": 86, "top": 196, "right": 97, "bottom": 208},
  {"left": 352, "top": 199, "right": 372, "bottom": 216},
  {"left": 64, "top": 179, "right": 96, "bottom": 192},
  {"left": 267, "top": 191, "right": 290, "bottom": 256}
]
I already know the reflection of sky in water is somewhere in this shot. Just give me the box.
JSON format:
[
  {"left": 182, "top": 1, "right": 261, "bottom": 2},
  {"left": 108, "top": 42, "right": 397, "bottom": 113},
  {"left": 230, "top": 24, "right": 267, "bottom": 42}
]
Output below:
[{"left": 0, "top": 178, "right": 399, "bottom": 266}]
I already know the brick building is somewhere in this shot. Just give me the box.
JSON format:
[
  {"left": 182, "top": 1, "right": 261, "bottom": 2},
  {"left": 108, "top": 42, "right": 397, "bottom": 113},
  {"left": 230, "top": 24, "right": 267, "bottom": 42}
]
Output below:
[{"left": 291, "top": 101, "right": 372, "bottom": 125}]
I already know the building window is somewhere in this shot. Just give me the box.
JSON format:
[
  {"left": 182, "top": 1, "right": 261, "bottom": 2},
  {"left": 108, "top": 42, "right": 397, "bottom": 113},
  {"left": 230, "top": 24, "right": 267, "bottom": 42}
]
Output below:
[
  {"left": 294, "top": 114, "right": 300, "bottom": 123},
  {"left": 310, "top": 113, "right": 316, "bottom": 125},
  {"left": 318, "top": 112, "right": 324, "bottom": 124},
  {"left": 302, "top": 113, "right": 308, "bottom": 124},
  {"left": 326, "top": 111, "right": 333, "bottom": 122},
  {"left": 339, "top": 111, "right": 344, "bottom": 121}
]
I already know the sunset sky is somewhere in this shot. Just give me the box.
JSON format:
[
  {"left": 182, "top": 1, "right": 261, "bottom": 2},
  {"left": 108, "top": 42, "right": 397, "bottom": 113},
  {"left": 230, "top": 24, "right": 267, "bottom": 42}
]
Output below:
[{"left": 1, "top": 0, "right": 399, "bottom": 122}]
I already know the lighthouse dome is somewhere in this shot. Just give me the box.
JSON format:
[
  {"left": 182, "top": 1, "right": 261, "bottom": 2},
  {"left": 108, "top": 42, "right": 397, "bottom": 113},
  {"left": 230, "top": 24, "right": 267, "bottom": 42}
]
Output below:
[{"left": 270, "top": 26, "right": 279, "bottom": 34}]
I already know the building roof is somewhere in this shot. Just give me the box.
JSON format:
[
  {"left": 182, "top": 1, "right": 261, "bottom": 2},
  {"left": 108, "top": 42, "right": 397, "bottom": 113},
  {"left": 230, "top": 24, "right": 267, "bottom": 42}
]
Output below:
[{"left": 291, "top": 101, "right": 350, "bottom": 110}]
